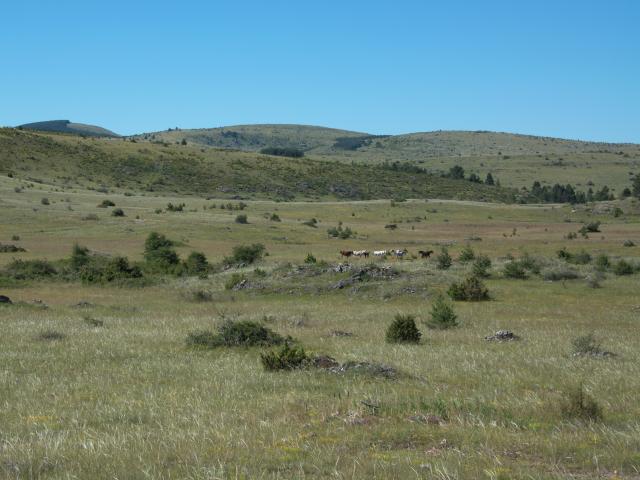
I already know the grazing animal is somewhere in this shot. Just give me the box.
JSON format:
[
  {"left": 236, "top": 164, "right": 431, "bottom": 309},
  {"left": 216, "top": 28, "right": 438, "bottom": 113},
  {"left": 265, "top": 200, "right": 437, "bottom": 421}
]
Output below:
[
  {"left": 373, "top": 250, "right": 388, "bottom": 257},
  {"left": 340, "top": 250, "right": 353, "bottom": 258},
  {"left": 393, "top": 249, "right": 408, "bottom": 259},
  {"left": 418, "top": 250, "right": 434, "bottom": 259},
  {"left": 353, "top": 250, "right": 370, "bottom": 258}
]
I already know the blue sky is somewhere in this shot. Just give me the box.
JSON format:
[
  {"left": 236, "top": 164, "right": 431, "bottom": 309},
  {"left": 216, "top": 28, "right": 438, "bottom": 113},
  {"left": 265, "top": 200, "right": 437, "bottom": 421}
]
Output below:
[{"left": 2, "top": 0, "right": 639, "bottom": 141}]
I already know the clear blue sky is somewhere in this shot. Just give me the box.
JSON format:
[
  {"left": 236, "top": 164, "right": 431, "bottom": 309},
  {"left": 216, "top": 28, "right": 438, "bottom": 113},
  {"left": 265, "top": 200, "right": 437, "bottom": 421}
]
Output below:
[{"left": 2, "top": 0, "right": 639, "bottom": 142}]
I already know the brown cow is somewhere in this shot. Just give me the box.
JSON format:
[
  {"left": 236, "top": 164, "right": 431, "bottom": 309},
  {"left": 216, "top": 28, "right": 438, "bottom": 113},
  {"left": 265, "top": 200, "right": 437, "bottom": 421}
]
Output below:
[
  {"left": 340, "top": 250, "right": 353, "bottom": 258},
  {"left": 418, "top": 250, "right": 434, "bottom": 259}
]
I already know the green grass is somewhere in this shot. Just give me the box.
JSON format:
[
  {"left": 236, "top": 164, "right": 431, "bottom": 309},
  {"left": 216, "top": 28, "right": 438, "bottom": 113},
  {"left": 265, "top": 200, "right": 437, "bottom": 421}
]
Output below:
[{"left": 0, "top": 177, "right": 639, "bottom": 478}]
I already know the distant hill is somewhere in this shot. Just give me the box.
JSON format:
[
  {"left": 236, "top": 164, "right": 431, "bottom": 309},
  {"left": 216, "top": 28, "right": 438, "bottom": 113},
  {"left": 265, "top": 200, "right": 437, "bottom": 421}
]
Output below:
[
  {"left": 139, "top": 125, "right": 640, "bottom": 192},
  {"left": 0, "top": 128, "right": 515, "bottom": 202},
  {"left": 18, "top": 120, "right": 119, "bottom": 138}
]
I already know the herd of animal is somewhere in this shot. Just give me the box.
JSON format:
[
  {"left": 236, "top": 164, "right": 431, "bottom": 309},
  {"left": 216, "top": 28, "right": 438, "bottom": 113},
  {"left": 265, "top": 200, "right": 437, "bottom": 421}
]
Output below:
[{"left": 340, "top": 249, "right": 434, "bottom": 259}]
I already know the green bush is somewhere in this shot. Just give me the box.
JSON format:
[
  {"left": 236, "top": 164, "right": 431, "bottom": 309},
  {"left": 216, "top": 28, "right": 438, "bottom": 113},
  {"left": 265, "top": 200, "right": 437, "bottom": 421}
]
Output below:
[
  {"left": 261, "top": 343, "right": 309, "bottom": 371},
  {"left": 503, "top": 261, "right": 527, "bottom": 279},
  {"left": 458, "top": 245, "right": 475, "bottom": 263},
  {"left": 184, "top": 251, "right": 209, "bottom": 275},
  {"left": 269, "top": 213, "right": 281, "bottom": 222},
  {"left": 472, "top": 255, "right": 492, "bottom": 277},
  {"left": 425, "top": 295, "right": 458, "bottom": 329},
  {"left": 560, "top": 384, "right": 603, "bottom": 421},
  {"left": 3, "top": 259, "right": 57, "bottom": 280},
  {"left": 613, "top": 259, "right": 634, "bottom": 276},
  {"left": 594, "top": 254, "right": 610, "bottom": 271},
  {"left": 436, "top": 247, "right": 452, "bottom": 270},
  {"left": 224, "top": 243, "right": 265, "bottom": 266},
  {"left": 386, "top": 314, "right": 421, "bottom": 343},
  {"left": 98, "top": 199, "right": 115, "bottom": 208},
  {"left": 541, "top": 266, "right": 579, "bottom": 281},
  {"left": 557, "top": 248, "right": 591, "bottom": 265},
  {"left": 40, "top": 197, "right": 50, "bottom": 205},
  {"left": 304, "top": 253, "right": 317, "bottom": 264},
  {"left": 111, "top": 208, "right": 125, "bottom": 217},
  {"left": 187, "top": 320, "right": 286, "bottom": 349},
  {"left": 77, "top": 256, "right": 143, "bottom": 284},
  {"left": 447, "top": 275, "right": 489, "bottom": 301},
  {"left": 235, "top": 214, "right": 248, "bottom": 224},
  {"left": 144, "top": 232, "right": 180, "bottom": 272},
  {"left": 327, "top": 224, "right": 354, "bottom": 239}
]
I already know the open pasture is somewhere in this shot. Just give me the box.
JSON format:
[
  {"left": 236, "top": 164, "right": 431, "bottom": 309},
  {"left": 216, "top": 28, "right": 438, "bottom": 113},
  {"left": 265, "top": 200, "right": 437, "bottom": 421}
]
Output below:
[{"left": 1, "top": 176, "right": 640, "bottom": 479}]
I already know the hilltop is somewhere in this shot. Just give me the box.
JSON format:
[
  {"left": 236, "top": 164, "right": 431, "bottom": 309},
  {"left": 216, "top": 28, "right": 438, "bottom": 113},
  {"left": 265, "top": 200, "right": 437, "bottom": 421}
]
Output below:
[
  {"left": 18, "top": 120, "right": 119, "bottom": 138},
  {"left": 0, "top": 128, "right": 513, "bottom": 202}
]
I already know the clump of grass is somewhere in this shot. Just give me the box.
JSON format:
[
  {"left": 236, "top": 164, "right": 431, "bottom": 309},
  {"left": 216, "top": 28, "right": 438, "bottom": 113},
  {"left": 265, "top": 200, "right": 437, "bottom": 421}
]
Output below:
[
  {"left": 557, "top": 248, "right": 591, "bottom": 265},
  {"left": 83, "top": 316, "right": 104, "bottom": 327},
  {"left": 304, "top": 253, "right": 317, "bottom": 264},
  {"left": 97, "top": 199, "right": 115, "bottom": 208},
  {"left": 327, "top": 224, "right": 354, "bottom": 239},
  {"left": 471, "top": 254, "right": 492, "bottom": 277},
  {"left": 436, "top": 247, "right": 452, "bottom": 270},
  {"left": 186, "top": 320, "right": 286, "bottom": 349},
  {"left": 622, "top": 239, "right": 635, "bottom": 247},
  {"left": 425, "top": 295, "right": 458, "bottom": 329},
  {"left": 594, "top": 254, "right": 610, "bottom": 271},
  {"left": 182, "top": 289, "right": 213, "bottom": 302},
  {"left": 447, "top": 275, "right": 489, "bottom": 301},
  {"left": 234, "top": 214, "right": 248, "bottom": 224},
  {"left": 37, "top": 330, "right": 66, "bottom": 341},
  {"left": 260, "top": 343, "right": 309, "bottom": 371},
  {"left": 302, "top": 218, "right": 318, "bottom": 228},
  {"left": 40, "top": 197, "right": 50, "bottom": 205},
  {"left": 386, "top": 314, "right": 421, "bottom": 344},
  {"left": 560, "top": 383, "right": 603, "bottom": 421},
  {"left": 111, "top": 208, "right": 125, "bottom": 217},
  {"left": 3, "top": 259, "right": 57, "bottom": 280},
  {"left": 0, "top": 243, "right": 26, "bottom": 253}
]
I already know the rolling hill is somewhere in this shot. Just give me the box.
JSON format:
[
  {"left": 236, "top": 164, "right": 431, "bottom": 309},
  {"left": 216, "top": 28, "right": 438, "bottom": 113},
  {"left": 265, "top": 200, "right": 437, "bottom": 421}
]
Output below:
[
  {"left": 18, "top": 120, "right": 120, "bottom": 138},
  {"left": 0, "top": 128, "right": 515, "bottom": 202},
  {"left": 139, "top": 125, "right": 640, "bottom": 193}
]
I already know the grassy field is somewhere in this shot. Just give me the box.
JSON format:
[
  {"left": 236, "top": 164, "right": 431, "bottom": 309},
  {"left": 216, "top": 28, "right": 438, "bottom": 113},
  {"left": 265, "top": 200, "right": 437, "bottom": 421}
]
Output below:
[{"left": 1, "top": 174, "right": 640, "bottom": 479}]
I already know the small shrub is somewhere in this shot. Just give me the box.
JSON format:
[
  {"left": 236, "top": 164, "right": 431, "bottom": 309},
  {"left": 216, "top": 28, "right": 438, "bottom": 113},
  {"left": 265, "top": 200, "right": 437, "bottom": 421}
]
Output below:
[
  {"left": 503, "top": 261, "right": 527, "bottom": 279},
  {"left": 261, "top": 343, "right": 309, "bottom": 371},
  {"left": 234, "top": 214, "right": 248, "bottom": 224},
  {"left": 144, "top": 232, "right": 179, "bottom": 272},
  {"left": 560, "top": 384, "right": 603, "bottom": 421},
  {"left": 386, "top": 314, "right": 421, "bottom": 343},
  {"left": 472, "top": 255, "right": 492, "bottom": 277},
  {"left": 425, "top": 295, "right": 458, "bottom": 329},
  {"left": 225, "top": 273, "right": 247, "bottom": 290},
  {"left": 224, "top": 243, "right": 265, "bottom": 266},
  {"left": 613, "top": 259, "right": 634, "bottom": 276},
  {"left": 436, "top": 247, "right": 452, "bottom": 270},
  {"left": 218, "top": 320, "right": 285, "bottom": 347},
  {"left": 40, "top": 197, "right": 50, "bottom": 205},
  {"left": 572, "top": 333, "right": 607, "bottom": 356},
  {"left": 580, "top": 221, "right": 601, "bottom": 233},
  {"left": 458, "top": 245, "right": 475, "bottom": 263},
  {"left": 111, "top": 208, "right": 125, "bottom": 217},
  {"left": 447, "top": 275, "right": 489, "bottom": 301},
  {"left": 185, "top": 330, "right": 220, "bottom": 348},
  {"left": 184, "top": 251, "right": 209, "bottom": 275},
  {"left": 269, "top": 213, "right": 281, "bottom": 222},
  {"left": 0, "top": 243, "right": 26, "bottom": 253},
  {"left": 166, "top": 202, "right": 185, "bottom": 212},
  {"left": 37, "top": 330, "right": 65, "bottom": 341},
  {"left": 594, "top": 254, "right": 610, "bottom": 271},
  {"left": 4, "top": 259, "right": 57, "bottom": 280},
  {"left": 327, "top": 224, "right": 355, "bottom": 239},
  {"left": 83, "top": 316, "right": 104, "bottom": 327},
  {"left": 304, "top": 253, "right": 317, "bottom": 264},
  {"left": 11, "top": 235, "right": 20, "bottom": 241},
  {"left": 98, "top": 199, "right": 115, "bottom": 208},
  {"left": 303, "top": 218, "right": 318, "bottom": 228},
  {"left": 623, "top": 239, "right": 635, "bottom": 247},
  {"left": 542, "top": 266, "right": 579, "bottom": 281}
]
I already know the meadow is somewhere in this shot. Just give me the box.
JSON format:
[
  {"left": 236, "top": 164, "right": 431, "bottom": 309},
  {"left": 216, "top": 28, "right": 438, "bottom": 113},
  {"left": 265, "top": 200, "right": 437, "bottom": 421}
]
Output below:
[{"left": 1, "top": 172, "right": 640, "bottom": 479}]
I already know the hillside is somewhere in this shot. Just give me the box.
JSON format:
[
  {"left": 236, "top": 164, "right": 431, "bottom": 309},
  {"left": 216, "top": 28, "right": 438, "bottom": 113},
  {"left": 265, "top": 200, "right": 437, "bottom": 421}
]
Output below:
[
  {"left": 141, "top": 125, "right": 640, "bottom": 193},
  {"left": 18, "top": 120, "right": 119, "bottom": 138},
  {"left": 0, "top": 128, "right": 514, "bottom": 202}
]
